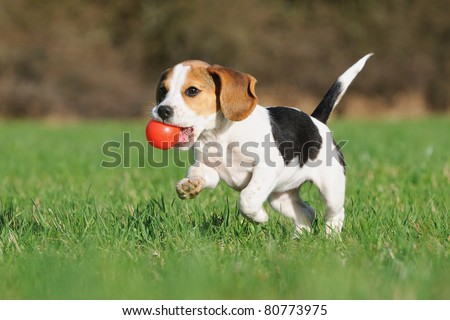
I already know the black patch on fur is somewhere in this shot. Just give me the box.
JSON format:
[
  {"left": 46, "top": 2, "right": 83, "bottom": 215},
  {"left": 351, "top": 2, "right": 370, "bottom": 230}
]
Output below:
[
  {"left": 333, "top": 139, "right": 346, "bottom": 173},
  {"left": 268, "top": 107, "right": 322, "bottom": 167},
  {"left": 311, "top": 80, "right": 342, "bottom": 124}
]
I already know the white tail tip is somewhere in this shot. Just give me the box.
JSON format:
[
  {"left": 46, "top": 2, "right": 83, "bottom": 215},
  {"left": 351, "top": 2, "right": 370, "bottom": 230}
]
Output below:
[{"left": 339, "top": 53, "right": 374, "bottom": 85}]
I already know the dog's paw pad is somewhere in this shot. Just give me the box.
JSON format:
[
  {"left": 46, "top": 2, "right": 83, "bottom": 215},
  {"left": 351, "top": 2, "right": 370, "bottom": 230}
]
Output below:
[{"left": 176, "top": 178, "right": 204, "bottom": 199}]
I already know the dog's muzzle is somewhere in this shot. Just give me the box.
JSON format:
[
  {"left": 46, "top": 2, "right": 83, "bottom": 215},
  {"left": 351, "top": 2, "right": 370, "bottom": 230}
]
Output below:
[{"left": 157, "top": 105, "right": 174, "bottom": 121}]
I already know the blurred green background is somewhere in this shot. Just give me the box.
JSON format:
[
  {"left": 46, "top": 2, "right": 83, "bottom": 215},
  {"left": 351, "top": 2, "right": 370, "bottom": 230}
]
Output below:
[{"left": 0, "top": 0, "right": 449, "bottom": 119}]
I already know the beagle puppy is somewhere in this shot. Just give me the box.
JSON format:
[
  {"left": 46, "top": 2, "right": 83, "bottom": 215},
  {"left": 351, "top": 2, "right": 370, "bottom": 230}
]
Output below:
[{"left": 151, "top": 54, "right": 372, "bottom": 235}]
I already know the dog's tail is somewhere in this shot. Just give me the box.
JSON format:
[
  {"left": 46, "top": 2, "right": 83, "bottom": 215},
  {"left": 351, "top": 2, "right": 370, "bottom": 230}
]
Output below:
[{"left": 311, "top": 53, "right": 373, "bottom": 124}]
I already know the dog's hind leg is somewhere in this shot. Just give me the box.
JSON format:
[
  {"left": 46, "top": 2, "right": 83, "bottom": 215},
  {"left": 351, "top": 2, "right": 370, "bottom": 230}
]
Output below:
[
  {"left": 268, "top": 189, "right": 315, "bottom": 234},
  {"left": 324, "top": 189, "right": 345, "bottom": 236},
  {"left": 316, "top": 168, "right": 346, "bottom": 236}
]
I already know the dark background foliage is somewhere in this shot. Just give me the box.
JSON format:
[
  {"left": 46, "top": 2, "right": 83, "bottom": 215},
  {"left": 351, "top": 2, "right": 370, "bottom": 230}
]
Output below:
[{"left": 0, "top": 0, "right": 448, "bottom": 118}]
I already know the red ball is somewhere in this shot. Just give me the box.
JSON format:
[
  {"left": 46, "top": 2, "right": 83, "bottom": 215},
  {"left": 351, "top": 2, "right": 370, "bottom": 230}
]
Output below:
[{"left": 145, "top": 120, "right": 181, "bottom": 150}]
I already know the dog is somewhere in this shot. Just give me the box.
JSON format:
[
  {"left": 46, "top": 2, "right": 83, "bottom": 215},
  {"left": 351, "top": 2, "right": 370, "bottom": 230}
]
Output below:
[{"left": 151, "top": 54, "right": 372, "bottom": 235}]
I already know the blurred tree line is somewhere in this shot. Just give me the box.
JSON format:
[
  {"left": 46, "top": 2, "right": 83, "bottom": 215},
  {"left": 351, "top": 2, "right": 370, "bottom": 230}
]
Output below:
[{"left": 0, "top": 0, "right": 448, "bottom": 118}]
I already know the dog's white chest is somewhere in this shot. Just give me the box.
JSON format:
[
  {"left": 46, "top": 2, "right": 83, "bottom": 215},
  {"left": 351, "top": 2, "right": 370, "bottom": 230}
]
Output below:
[
  {"left": 215, "top": 161, "right": 252, "bottom": 191},
  {"left": 195, "top": 139, "right": 254, "bottom": 191},
  {"left": 194, "top": 108, "right": 282, "bottom": 191}
]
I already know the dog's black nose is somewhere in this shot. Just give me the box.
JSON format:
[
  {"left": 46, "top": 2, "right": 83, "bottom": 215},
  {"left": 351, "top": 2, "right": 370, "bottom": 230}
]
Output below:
[{"left": 157, "top": 105, "right": 174, "bottom": 121}]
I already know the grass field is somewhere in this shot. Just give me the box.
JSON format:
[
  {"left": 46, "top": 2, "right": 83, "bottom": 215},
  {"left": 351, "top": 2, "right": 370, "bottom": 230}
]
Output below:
[{"left": 0, "top": 117, "right": 448, "bottom": 299}]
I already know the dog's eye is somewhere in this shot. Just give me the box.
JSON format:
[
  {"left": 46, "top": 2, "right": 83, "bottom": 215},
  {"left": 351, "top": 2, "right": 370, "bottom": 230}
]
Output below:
[{"left": 185, "top": 86, "right": 200, "bottom": 97}]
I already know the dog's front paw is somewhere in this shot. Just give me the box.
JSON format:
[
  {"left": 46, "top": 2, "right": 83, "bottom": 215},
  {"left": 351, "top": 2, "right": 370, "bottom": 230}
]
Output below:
[{"left": 176, "top": 177, "right": 205, "bottom": 199}]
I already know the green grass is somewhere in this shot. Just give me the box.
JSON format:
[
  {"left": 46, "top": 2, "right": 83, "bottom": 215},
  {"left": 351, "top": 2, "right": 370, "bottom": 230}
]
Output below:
[{"left": 0, "top": 117, "right": 448, "bottom": 299}]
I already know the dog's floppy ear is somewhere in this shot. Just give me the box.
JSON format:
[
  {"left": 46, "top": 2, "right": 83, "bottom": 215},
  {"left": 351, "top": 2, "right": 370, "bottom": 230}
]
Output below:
[
  {"left": 207, "top": 65, "right": 257, "bottom": 121},
  {"left": 156, "top": 68, "right": 171, "bottom": 104}
]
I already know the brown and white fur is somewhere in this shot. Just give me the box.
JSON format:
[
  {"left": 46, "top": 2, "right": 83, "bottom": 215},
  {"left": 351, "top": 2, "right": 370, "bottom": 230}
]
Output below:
[{"left": 151, "top": 54, "right": 372, "bottom": 236}]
